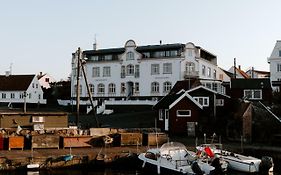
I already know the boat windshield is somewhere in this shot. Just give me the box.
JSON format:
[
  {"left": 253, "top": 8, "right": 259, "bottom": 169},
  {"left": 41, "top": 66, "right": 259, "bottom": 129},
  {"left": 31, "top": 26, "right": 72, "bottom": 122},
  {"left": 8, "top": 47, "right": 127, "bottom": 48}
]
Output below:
[{"left": 160, "top": 142, "right": 189, "bottom": 160}]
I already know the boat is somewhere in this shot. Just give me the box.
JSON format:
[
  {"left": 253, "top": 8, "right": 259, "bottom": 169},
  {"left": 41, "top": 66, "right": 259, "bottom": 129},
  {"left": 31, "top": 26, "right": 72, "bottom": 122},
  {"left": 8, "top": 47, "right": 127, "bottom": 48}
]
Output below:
[
  {"left": 196, "top": 144, "right": 273, "bottom": 173},
  {"left": 138, "top": 142, "right": 215, "bottom": 174}
]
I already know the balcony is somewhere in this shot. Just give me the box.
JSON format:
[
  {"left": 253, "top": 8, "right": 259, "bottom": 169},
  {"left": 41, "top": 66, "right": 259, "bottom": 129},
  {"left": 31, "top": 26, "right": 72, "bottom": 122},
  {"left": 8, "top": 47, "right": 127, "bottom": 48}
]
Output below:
[{"left": 184, "top": 71, "right": 199, "bottom": 79}]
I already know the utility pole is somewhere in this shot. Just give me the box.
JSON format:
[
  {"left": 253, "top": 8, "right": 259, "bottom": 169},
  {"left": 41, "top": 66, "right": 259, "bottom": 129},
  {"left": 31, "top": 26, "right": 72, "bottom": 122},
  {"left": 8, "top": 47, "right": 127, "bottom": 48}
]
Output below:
[
  {"left": 234, "top": 58, "right": 236, "bottom": 79},
  {"left": 76, "top": 48, "right": 81, "bottom": 127},
  {"left": 23, "top": 91, "right": 27, "bottom": 113}
]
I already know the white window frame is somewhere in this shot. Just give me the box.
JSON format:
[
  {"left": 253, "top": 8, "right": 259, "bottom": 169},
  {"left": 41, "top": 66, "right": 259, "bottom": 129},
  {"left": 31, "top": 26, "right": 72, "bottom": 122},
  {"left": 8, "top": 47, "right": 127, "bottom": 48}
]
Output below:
[
  {"left": 108, "top": 83, "right": 116, "bottom": 94},
  {"left": 97, "top": 83, "right": 105, "bottom": 94},
  {"left": 135, "top": 82, "right": 139, "bottom": 93},
  {"left": 163, "top": 63, "right": 172, "bottom": 74},
  {"left": 194, "top": 97, "right": 209, "bottom": 107},
  {"left": 243, "top": 89, "right": 262, "bottom": 100},
  {"left": 216, "top": 99, "right": 224, "bottom": 106},
  {"left": 177, "top": 110, "right": 191, "bottom": 117},
  {"left": 92, "top": 67, "right": 100, "bottom": 77},
  {"left": 159, "top": 109, "right": 164, "bottom": 121},
  {"left": 103, "top": 66, "right": 111, "bottom": 77},
  {"left": 151, "top": 82, "right": 160, "bottom": 93},
  {"left": 126, "top": 51, "right": 134, "bottom": 60},
  {"left": 151, "top": 64, "right": 160, "bottom": 75},
  {"left": 163, "top": 81, "right": 172, "bottom": 93},
  {"left": 126, "top": 64, "right": 134, "bottom": 76},
  {"left": 207, "top": 67, "right": 211, "bottom": 77},
  {"left": 202, "top": 65, "right": 206, "bottom": 76}
]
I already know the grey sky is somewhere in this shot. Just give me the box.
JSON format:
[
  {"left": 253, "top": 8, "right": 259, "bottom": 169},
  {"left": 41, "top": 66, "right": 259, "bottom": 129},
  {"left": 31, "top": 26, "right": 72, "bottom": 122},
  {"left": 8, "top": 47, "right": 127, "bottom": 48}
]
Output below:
[{"left": 0, "top": 0, "right": 280, "bottom": 80}]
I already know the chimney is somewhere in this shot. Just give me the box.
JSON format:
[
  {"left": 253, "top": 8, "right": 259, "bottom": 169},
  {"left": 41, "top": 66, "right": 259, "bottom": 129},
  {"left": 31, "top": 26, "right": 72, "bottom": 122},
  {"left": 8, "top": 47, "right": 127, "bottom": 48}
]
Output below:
[
  {"left": 5, "top": 71, "right": 10, "bottom": 77},
  {"left": 160, "top": 40, "right": 162, "bottom": 45},
  {"left": 238, "top": 65, "right": 241, "bottom": 70},
  {"left": 93, "top": 43, "right": 97, "bottom": 50}
]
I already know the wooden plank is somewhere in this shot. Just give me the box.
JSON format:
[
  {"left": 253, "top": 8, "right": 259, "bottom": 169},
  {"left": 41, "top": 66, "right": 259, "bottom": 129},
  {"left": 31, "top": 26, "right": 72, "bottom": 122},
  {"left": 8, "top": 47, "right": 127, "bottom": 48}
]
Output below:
[
  {"left": 31, "top": 135, "right": 60, "bottom": 149},
  {"left": 63, "top": 136, "right": 92, "bottom": 148},
  {"left": 120, "top": 133, "right": 142, "bottom": 146}
]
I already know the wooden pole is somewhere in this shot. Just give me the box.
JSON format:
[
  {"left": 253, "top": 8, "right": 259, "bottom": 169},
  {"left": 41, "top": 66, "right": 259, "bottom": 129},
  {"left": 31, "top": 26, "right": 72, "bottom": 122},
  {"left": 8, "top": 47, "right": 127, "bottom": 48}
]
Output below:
[{"left": 76, "top": 48, "right": 81, "bottom": 127}]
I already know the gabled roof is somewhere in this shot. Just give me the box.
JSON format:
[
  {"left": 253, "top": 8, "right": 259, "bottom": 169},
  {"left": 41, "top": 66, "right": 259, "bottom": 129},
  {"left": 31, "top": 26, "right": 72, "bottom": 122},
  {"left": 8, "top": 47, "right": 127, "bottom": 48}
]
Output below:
[
  {"left": 153, "top": 90, "right": 203, "bottom": 110},
  {"left": 170, "top": 79, "right": 201, "bottom": 93},
  {"left": 231, "top": 78, "right": 271, "bottom": 89},
  {"left": 236, "top": 67, "right": 250, "bottom": 79},
  {"left": 187, "top": 85, "right": 230, "bottom": 98},
  {"left": 0, "top": 75, "right": 35, "bottom": 91}
]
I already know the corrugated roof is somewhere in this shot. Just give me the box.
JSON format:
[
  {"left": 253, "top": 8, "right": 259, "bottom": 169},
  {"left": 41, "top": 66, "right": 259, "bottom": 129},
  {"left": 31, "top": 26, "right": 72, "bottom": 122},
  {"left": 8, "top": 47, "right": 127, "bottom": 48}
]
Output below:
[{"left": 0, "top": 75, "right": 35, "bottom": 91}]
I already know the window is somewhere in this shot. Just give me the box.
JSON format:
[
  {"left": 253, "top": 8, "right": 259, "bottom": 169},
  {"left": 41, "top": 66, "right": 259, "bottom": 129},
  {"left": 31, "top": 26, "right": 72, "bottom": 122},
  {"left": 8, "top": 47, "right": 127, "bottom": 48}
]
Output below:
[
  {"left": 163, "top": 82, "right": 172, "bottom": 93},
  {"left": 92, "top": 67, "right": 100, "bottom": 77},
  {"left": 186, "top": 62, "right": 195, "bottom": 74},
  {"left": 126, "top": 52, "right": 134, "bottom": 60},
  {"left": 91, "top": 56, "right": 99, "bottom": 61},
  {"left": 143, "top": 52, "right": 150, "bottom": 58},
  {"left": 121, "top": 66, "right": 126, "bottom": 78},
  {"left": 29, "top": 93, "right": 32, "bottom": 99},
  {"left": 277, "top": 64, "right": 281, "bottom": 72},
  {"left": 279, "top": 50, "right": 281, "bottom": 57},
  {"left": 188, "top": 50, "right": 193, "bottom": 57},
  {"left": 207, "top": 67, "right": 211, "bottom": 77},
  {"left": 202, "top": 65, "right": 206, "bottom": 76},
  {"left": 2, "top": 93, "right": 6, "bottom": 99},
  {"left": 151, "top": 64, "right": 160, "bottom": 75},
  {"left": 244, "top": 89, "right": 262, "bottom": 100},
  {"left": 213, "top": 70, "right": 217, "bottom": 79},
  {"left": 104, "top": 55, "right": 112, "bottom": 61},
  {"left": 32, "top": 83, "right": 35, "bottom": 88},
  {"left": 219, "top": 74, "right": 224, "bottom": 80},
  {"left": 126, "top": 64, "right": 134, "bottom": 76},
  {"left": 121, "top": 83, "right": 126, "bottom": 94},
  {"left": 163, "top": 63, "right": 172, "bottom": 74},
  {"left": 212, "top": 83, "right": 218, "bottom": 92},
  {"left": 74, "top": 85, "right": 82, "bottom": 95},
  {"left": 36, "top": 84, "right": 38, "bottom": 88},
  {"left": 206, "top": 83, "right": 212, "bottom": 89},
  {"left": 108, "top": 83, "right": 116, "bottom": 94},
  {"left": 10, "top": 93, "right": 15, "bottom": 99},
  {"left": 194, "top": 97, "right": 209, "bottom": 107},
  {"left": 45, "top": 78, "right": 49, "bottom": 82},
  {"left": 103, "top": 66, "right": 111, "bottom": 77},
  {"left": 89, "top": 84, "right": 94, "bottom": 95},
  {"left": 97, "top": 84, "right": 105, "bottom": 94},
  {"left": 38, "top": 94, "right": 41, "bottom": 99},
  {"left": 151, "top": 82, "right": 159, "bottom": 93},
  {"left": 159, "top": 109, "right": 164, "bottom": 120},
  {"left": 135, "top": 65, "right": 140, "bottom": 78},
  {"left": 135, "top": 82, "right": 139, "bottom": 93},
  {"left": 216, "top": 99, "right": 224, "bottom": 106},
  {"left": 177, "top": 110, "right": 191, "bottom": 117}
]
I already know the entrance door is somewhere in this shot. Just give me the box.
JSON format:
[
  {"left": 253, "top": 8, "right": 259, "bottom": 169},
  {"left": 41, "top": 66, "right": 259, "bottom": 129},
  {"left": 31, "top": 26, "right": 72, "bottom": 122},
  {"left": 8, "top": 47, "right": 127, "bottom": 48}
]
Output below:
[
  {"left": 164, "top": 109, "right": 169, "bottom": 131},
  {"left": 187, "top": 122, "right": 195, "bottom": 136},
  {"left": 126, "top": 82, "right": 134, "bottom": 98}
]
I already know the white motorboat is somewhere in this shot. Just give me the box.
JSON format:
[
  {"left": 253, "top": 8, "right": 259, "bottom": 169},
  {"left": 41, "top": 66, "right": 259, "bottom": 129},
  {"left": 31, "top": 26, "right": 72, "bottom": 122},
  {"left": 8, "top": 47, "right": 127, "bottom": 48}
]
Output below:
[
  {"left": 138, "top": 142, "right": 215, "bottom": 174},
  {"left": 196, "top": 144, "right": 273, "bottom": 173}
]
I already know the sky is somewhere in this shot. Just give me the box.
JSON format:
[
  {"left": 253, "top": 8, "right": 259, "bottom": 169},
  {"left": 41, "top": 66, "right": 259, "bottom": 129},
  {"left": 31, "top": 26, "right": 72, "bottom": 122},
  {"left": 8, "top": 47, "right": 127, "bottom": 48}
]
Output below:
[{"left": 0, "top": 0, "right": 281, "bottom": 80}]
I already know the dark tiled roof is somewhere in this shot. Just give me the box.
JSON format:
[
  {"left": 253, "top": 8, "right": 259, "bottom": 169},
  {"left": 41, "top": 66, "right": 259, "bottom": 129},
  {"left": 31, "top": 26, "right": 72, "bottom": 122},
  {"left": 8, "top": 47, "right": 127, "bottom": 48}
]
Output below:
[
  {"left": 0, "top": 75, "right": 35, "bottom": 91},
  {"left": 153, "top": 91, "right": 184, "bottom": 109},
  {"left": 170, "top": 79, "right": 201, "bottom": 93},
  {"left": 231, "top": 78, "right": 271, "bottom": 89},
  {"left": 83, "top": 43, "right": 184, "bottom": 56}
]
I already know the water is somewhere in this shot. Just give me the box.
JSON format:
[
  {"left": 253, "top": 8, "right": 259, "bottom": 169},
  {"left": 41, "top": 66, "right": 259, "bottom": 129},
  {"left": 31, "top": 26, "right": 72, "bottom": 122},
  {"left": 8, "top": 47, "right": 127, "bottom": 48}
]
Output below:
[{"left": 0, "top": 168, "right": 277, "bottom": 175}]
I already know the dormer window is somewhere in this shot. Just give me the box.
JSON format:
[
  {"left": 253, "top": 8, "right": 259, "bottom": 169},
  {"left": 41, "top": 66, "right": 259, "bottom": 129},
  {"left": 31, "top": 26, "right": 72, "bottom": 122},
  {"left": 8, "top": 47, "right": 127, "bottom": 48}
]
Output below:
[{"left": 126, "top": 52, "right": 134, "bottom": 60}]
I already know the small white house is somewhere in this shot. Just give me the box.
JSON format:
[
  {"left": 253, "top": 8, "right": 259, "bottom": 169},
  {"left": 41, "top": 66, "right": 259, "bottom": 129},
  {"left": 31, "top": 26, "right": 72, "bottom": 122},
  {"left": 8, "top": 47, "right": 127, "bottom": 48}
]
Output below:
[
  {"left": 37, "top": 72, "right": 56, "bottom": 89},
  {"left": 0, "top": 74, "right": 46, "bottom": 105},
  {"left": 268, "top": 40, "right": 281, "bottom": 91}
]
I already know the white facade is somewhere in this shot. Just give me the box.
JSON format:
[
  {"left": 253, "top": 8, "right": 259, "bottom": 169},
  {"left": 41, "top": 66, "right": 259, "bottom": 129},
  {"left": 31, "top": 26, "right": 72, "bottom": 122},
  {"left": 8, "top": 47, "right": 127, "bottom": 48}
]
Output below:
[
  {"left": 268, "top": 40, "right": 281, "bottom": 91},
  {"left": 0, "top": 75, "right": 46, "bottom": 105},
  {"left": 38, "top": 72, "right": 56, "bottom": 89},
  {"left": 70, "top": 40, "right": 225, "bottom": 105}
]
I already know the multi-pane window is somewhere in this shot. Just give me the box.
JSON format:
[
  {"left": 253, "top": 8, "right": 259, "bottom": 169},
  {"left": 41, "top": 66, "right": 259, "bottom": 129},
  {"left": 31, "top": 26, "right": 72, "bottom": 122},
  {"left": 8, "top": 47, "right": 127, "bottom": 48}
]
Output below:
[
  {"left": 135, "top": 65, "right": 140, "bottom": 78},
  {"left": 108, "top": 83, "right": 116, "bottom": 94},
  {"left": 38, "top": 94, "right": 41, "bottom": 99},
  {"left": 121, "top": 66, "right": 126, "bottom": 78},
  {"left": 151, "top": 82, "right": 160, "bottom": 93},
  {"left": 126, "top": 52, "right": 134, "bottom": 60},
  {"left": 277, "top": 64, "right": 281, "bottom": 72},
  {"left": 151, "top": 64, "right": 160, "bottom": 75},
  {"left": 212, "top": 83, "right": 218, "bottom": 92},
  {"left": 10, "top": 93, "right": 15, "bottom": 99},
  {"left": 2, "top": 93, "right": 6, "bottom": 99},
  {"left": 126, "top": 64, "right": 134, "bottom": 76},
  {"left": 186, "top": 62, "right": 195, "bottom": 73},
  {"left": 163, "top": 82, "right": 172, "bottom": 93},
  {"left": 121, "top": 83, "right": 126, "bottom": 94},
  {"left": 163, "top": 63, "right": 172, "bottom": 74},
  {"left": 97, "top": 84, "right": 105, "bottom": 94},
  {"left": 159, "top": 109, "right": 164, "bottom": 120},
  {"left": 194, "top": 97, "right": 209, "bottom": 107},
  {"left": 103, "top": 66, "right": 111, "bottom": 77},
  {"left": 135, "top": 82, "right": 139, "bottom": 93},
  {"left": 89, "top": 84, "right": 94, "bottom": 95},
  {"left": 177, "top": 110, "right": 191, "bottom": 117},
  {"left": 213, "top": 70, "right": 217, "bottom": 79},
  {"left": 244, "top": 89, "right": 262, "bottom": 100},
  {"left": 92, "top": 67, "right": 100, "bottom": 77},
  {"left": 202, "top": 65, "right": 206, "bottom": 76},
  {"left": 207, "top": 67, "right": 211, "bottom": 77}
]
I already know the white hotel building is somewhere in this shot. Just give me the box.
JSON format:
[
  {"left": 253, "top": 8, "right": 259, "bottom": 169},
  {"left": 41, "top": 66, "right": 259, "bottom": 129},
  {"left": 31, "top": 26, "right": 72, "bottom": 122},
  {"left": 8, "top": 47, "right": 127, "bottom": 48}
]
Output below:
[{"left": 70, "top": 40, "right": 226, "bottom": 107}]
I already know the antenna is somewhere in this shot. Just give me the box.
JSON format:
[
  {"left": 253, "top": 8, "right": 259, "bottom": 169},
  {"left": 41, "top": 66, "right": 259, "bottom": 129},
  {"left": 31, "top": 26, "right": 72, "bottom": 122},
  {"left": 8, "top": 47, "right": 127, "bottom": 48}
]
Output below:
[
  {"left": 93, "top": 34, "right": 97, "bottom": 50},
  {"left": 9, "top": 63, "right": 13, "bottom": 75}
]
